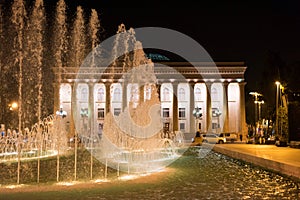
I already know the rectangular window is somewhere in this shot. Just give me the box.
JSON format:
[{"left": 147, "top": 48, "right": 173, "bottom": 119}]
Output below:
[
  {"left": 178, "top": 108, "right": 186, "bottom": 119},
  {"left": 114, "top": 108, "right": 121, "bottom": 116},
  {"left": 97, "top": 108, "right": 105, "bottom": 119},
  {"left": 179, "top": 122, "right": 185, "bottom": 131},
  {"left": 163, "top": 108, "right": 170, "bottom": 118}
]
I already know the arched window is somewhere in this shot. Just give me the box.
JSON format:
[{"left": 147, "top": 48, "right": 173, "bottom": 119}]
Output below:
[
  {"left": 163, "top": 87, "right": 170, "bottom": 101},
  {"left": 60, "top": 84, "right": 71, "bottom": 102},
  {"left": 195, "top": 88, "right": 201, "bottom": 101},
  {"left": 130, "top": 84, "right": 139, "bottom": 102},
  {"left": 145, "top": 85, "right": 152, "bottom": 100},
  {"left": 81, "top": 88, "right": 88, "bottom": 101},
  {"left": 97, "top": 88, "right": 105, "bottom": 102},
  {"left": 211, "top": 88, "right": 218, "bottom": 101},
  {"left": 179, "top": 88, "right": 185, "bottom": 101},
  {"left": 113, "top": 88, "right": 121, "bottom": 101}
]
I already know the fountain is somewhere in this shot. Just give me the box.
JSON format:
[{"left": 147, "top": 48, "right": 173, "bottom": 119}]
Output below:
[
  {"left": 1, "top": 0, "right": 185, "bottom": 183},
  {"left": 98, "top": 68, "right": 183, "bottom": 174},
  {"left": 0, "top": 0, "right": 122, "bottom": 184},
  {"left": 0, "top": 114, "right": 69, "bottom": 184},
  {"left": 1, "top": 2, "right": 300, "bottom": 199},
  {"left": 73, "top": 25, "right": 186, "bottom": 175}
]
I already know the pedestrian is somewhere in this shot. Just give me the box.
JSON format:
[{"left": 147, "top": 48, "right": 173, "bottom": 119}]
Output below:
[
  {"left": 191, "top": 131, "right": 203, "bottom": 146},
  {"left": 240, "top": 134, "right": 243, "bottom": 141}
]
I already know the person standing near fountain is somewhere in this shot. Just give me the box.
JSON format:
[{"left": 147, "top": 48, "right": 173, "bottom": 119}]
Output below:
[{"left": 191, "top": 131, "right": 203, "bottom": 146}]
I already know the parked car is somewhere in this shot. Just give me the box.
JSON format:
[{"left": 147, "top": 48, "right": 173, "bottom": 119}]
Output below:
[
  {"left": 219, "top": 132, "right": 238, "bottom": 143},
  {"left": 202, "top": 133, "right": 226, "bottom": 144}
]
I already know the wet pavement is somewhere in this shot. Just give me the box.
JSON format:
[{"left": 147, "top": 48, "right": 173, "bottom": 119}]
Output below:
[{"left": 213, "top": 143, "right": 300, "bottom": 180}]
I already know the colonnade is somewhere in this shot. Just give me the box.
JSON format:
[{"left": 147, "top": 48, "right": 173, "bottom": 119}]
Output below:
[{"left": 54, "top": 80, "right": 247, "bottom": 139}]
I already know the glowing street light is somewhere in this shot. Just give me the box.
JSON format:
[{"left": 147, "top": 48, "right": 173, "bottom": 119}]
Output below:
[
  {"left": 8, "top": 101, "right": 19, "bottom": 130},
  {"left": 193, "top": 107, "right": 202, "bottom": 119},
  {"left": 9, "top": 102, "right": 18, "bottom": 111},
  {"left": 254, "top": 100, "right": 264, "bottom": 121},
  {"left": 56, "top": 105, "right": 67, "bottom": 118},
  {"left": 249, "top": 92, "right": 262, "bottom": 100},
  {"left": 249, "top": 92, "right": 262, "bottom": 126}
]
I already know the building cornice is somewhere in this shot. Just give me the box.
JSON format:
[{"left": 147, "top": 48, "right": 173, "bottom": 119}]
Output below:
[{"left": 52, "top": 61, "right": 247, "bottom": 83}]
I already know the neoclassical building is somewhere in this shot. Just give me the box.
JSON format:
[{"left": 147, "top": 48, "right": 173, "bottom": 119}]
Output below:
[{"left": 53, "top": 61, "right": 247, "bottom": 140}]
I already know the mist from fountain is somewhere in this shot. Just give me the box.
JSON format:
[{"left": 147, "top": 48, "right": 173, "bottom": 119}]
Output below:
[
  {"left": 53, "top": 0, "right": 67, "bottom": 91},
  {"left": 11, "top": 0, "right": 26, "bottom": 132},
  {"left": 0, "top": 0, "right": 105, "bottom": 185},
  {"left": 87, "top": 26, "right": 185, "bottom": 174},
  {"left": 28, "top": 0, "right": 45, "bottom": 126}
]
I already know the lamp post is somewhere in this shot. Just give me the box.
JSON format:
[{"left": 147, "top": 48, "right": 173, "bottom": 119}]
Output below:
[
  {"left": 275, "top": 81, "right": 280, "bottom": 138},
  {"left": 9, "top": 101, "right": 20, "bottom": 184},
  {"left": 249, "top": 92, "right": 262, "bottom": 133},
  {"left": 215, "top": 109, "right": 222, "bottom": 133},
  {"left": 56, "top": 106, "right": 67, "bottom": 118},
  {"left": 254, "top": 100, "right": 264, "bottom": 121},
  {"left": 9, "top": 102, "right": 18, "bottom": 111},
  {"left": 55, "top": 105, "right": 67, "bottom": 182},
  {"left": 8, "top": 101, "right": 18, "bottom": 129},
  {"left": 193, "top": 107, "right": 202, "bottom": 132}
]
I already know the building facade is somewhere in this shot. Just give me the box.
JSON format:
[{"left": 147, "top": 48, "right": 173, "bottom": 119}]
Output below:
[{"left": 53, "top": 61, "right": 247, "bottom": 140}]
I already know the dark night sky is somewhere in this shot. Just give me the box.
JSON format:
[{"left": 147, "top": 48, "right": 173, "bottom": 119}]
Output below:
[{"left": 55, "top": 1, "right": 300, "bottom": 91}]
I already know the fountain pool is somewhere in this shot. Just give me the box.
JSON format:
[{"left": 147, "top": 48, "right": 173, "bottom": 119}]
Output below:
[{"left": 1, "top": 147, "right": 299, "bottom": 199}]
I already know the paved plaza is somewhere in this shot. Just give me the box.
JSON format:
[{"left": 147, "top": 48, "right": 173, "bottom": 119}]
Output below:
[{"left": 213, "top": 143, "right": 300, "bottom": 180}]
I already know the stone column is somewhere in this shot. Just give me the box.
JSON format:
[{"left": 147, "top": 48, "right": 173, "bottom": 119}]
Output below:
[
  {"left": 239, "top": 82, "right": 247, "bottom": 140},
  {"left": 88, "top": 83, "right": 94, "bottom": 136},
  {"left": 139, "top": 85, "right": 144, "bottom": 103},
  {"left": 156, "top": 83, "right": 161, "bottom": 101},
  {"left": 205, "top": 82, "right": 212, "bottom": 132},
  {"left": 172, "top": 82, "right": 178, "bottom": 132},
  {"left": 122, "top": 81, "right": 127, "bottom": 111},
  {"left": 189, "top": 82, "right": 196, "bottom": 134},
  {"left": 222, "top": 82, "right": 229, "bottom": 132},
  {"left": 105, "top": 83, "right": 112, "bottom": 114}
]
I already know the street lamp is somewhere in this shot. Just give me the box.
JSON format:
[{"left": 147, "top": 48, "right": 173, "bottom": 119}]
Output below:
[
  {"left": 275, "top": 81, "right": 280, "bottom": 137},
  {"left": 254, "top": 100, "right": 264, "bottom": 121},
  {"left": 55, "top": 105, "right": 67, "bottom": 182},
  {"left": 214, "top": 109, "right": 222, "bottom": 133},
  {"left": 193, "top": 107, "right": 202, "bottom": 132},
  {"left": 56, "top": 105, "right": 67, "bottom": 118},
  {"left": 9, "top": 102, "right": 18, "bottom": 111},
  {"left": 249, "top": 92, "right": 262, "bottom": 133},
  {"left": 8, "top": 102, "right": 18, "bottom": 129}
]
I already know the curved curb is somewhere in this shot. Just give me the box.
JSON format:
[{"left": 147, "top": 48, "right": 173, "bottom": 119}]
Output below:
[{"left": 213, "top": 145, "right": 300, "bottom": 180}]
